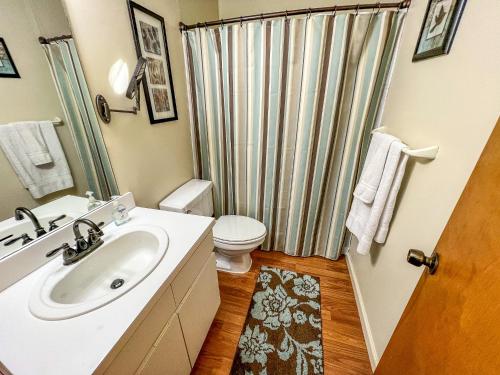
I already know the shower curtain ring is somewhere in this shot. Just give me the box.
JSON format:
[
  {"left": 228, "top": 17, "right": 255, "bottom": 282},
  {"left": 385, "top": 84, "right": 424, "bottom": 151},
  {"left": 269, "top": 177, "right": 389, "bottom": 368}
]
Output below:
[
  {"left": 204, "top": 22, "right": 208, "bottom": 31},
  {"left": 332, "top": 6, "right": 337, "bottom": 17},
  {"left": 307, "top": 8, "right": 312, "bottom": 19},
  {"left": 220, "top": 19, "right": 224, "bottom": 29},
  {"left": 240, "top": 16, "right": 243, "bottom": 27},
  {"left": 285, "top": 10, "right": 288, "bottom": 22},
  {"left": 376, "top": 2, "right": 381, "bottom": 14},
  {"left": 260, "top": 13, "right": 264, "bottom": 24},
  {"left": 355, "top": 4, "right": 360, "bottom": 15}
]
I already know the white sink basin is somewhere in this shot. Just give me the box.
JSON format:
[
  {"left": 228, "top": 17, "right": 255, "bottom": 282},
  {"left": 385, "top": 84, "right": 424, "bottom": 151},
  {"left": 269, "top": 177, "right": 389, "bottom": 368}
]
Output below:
[{"left": 29, "top": 225, "right": 168, "bottom": 320}]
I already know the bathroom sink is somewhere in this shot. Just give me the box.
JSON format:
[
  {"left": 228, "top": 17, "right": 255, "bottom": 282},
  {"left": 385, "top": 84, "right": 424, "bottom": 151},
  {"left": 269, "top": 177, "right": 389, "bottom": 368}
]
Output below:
[{"left": 29, "top": 225, "right": 168, "bottom": 320}]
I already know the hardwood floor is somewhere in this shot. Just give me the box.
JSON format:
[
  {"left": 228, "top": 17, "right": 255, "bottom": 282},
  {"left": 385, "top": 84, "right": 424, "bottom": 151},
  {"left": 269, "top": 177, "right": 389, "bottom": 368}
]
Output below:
[{"left": 191, "top": 250, "right": 372, "bottom": 375}]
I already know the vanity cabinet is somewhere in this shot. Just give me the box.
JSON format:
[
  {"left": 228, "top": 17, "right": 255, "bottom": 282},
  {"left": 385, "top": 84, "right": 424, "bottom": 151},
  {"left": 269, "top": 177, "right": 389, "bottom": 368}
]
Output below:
[
  {"left": 177, "top": 252, "right": 219, "bottom": 365},
  {"left": 137, "top": 315, "right": 191, "bottom": 375},
  {"left": 103, "top": 233, "right": 220, "bottom": 375}
]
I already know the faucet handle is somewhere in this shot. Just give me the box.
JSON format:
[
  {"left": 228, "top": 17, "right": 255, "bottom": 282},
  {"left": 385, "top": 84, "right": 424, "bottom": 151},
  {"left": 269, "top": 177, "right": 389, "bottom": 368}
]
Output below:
[
  {"left": 87, "top": 228, "right": 103, "bottom": 245},
  {"left": 48, "top": 215, "right": 67, "bottom": 231},
  {"left": 4, "top": 233, "right": 33, "bottom": 246},
  {"left": 46, "top": 243, "right": 72, "bottom": 258}
]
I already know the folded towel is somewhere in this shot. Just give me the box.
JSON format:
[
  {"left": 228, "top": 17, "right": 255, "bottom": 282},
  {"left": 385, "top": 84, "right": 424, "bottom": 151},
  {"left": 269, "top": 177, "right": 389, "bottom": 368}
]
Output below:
[
  {"left": 11, "top": 121, "right": 53, "bottom": 166},
  {"left": 346, "top": 138, "right": 408, "bottom": 255},
  {"left": 0, "top": 122, "right": 74, "bottom": 199},
  {"left": 353, "top": 132, "right": 398, "bottom": 204}
]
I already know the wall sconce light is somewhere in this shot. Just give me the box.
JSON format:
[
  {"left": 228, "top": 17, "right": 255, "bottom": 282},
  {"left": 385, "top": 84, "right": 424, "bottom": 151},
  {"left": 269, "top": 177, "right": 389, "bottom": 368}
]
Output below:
[{"left": 96, "top": 57, "right": 147, "bottom": 124}]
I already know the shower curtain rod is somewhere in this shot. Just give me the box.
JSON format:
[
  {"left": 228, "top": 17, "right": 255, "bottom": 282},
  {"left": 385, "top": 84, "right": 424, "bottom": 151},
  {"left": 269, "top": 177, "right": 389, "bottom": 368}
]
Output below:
[
  {"left": 179, "top": 0, "right": 410, "bottom": 31},
  {"left": 38, "top": 35, "right": 73, "bottom": 44}
]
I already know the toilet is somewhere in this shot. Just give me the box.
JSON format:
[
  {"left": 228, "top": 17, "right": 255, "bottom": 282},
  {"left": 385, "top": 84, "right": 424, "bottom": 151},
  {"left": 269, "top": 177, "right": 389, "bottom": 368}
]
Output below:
[{"left": 159, "top": 179, "right": 266, "bottom": 273}]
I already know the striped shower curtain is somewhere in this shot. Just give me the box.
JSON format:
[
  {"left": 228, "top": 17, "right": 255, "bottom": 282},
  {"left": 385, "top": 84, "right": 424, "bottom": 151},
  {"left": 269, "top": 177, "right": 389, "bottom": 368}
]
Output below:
[
  {"left": 43, "top": 40, "right": 119, "bottom": 200},
  {"left": 183, "top": 10, "right": 406, "bottom": 259}
]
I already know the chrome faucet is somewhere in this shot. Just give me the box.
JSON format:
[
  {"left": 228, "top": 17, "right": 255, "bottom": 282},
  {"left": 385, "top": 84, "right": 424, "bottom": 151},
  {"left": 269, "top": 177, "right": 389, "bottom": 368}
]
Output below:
[
  {"left": 73, "top": 218, "right": 104, "bottom": 253},
  {"left": 46, "top": 219, "right": 104, "bottom": 265},
  {"left": 14, "top": 207, "right": 46, "bottom": 237}
]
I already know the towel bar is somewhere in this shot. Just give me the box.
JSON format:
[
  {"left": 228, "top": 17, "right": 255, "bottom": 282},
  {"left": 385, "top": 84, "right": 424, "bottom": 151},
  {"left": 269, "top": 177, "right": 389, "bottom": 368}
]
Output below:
[
  {"left": 52, "top": 117, "right": 63, "bottom": 126},
  {"left": 372, "top": 127, "right": 439, "bottom": 160}
]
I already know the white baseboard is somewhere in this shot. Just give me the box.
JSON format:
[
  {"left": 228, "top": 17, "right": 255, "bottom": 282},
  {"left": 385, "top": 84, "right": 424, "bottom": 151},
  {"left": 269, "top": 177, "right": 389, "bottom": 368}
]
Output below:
[{"left": 345, "top": 252, "right": 379, "bottom": 371}]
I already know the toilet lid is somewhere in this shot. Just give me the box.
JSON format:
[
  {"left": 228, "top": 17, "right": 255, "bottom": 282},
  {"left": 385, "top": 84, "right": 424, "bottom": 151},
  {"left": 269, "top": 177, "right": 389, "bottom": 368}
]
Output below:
[{"left": 213, "top": 215, "right": 267, "bottom": 244}]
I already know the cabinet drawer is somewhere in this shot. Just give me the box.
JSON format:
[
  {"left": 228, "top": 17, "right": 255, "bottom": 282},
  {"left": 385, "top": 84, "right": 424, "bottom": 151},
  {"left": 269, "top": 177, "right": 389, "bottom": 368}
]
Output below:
[
  {"left": 177, "top": 253, "right": 220, "bottom": 365},
  {"left": 105, "top": 287, "right": 176, "bottom": 375},
  {"left": 171, "top": 233, "right": 214, "bottom": 305},
  {"left": 137, "top": 315, "right": 191, "bottom": 375}
]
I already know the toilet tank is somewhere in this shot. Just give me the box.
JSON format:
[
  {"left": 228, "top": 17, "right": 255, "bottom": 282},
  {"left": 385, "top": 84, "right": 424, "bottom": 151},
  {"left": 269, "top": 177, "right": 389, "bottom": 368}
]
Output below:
[{"left": 159, "top": 179, "right": 213, "bottom": 216}]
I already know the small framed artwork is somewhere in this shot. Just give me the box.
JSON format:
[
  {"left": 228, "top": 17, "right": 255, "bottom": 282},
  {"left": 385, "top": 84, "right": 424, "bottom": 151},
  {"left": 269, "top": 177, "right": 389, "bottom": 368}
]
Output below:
[
  {"left": 413, "top": 0, "right": 467, "bottom": 62},
  {"left": 0, "top": 38, "right": 20, "bottom": 78},
  {"left": 128, "top": 1, "right": 178, "bottom": 124}
]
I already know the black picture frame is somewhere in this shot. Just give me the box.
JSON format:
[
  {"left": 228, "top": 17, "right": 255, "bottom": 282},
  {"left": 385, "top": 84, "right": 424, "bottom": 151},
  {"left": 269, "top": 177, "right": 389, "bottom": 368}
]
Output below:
[
  {"left": 0, "top": 38, "right": 21, "bottom": 78},
  {"left": 413, "top": 0, "right": 467, "bottom": 62},
  {"left": 127, "top": 1, "right": 178, "bottom": 124}
]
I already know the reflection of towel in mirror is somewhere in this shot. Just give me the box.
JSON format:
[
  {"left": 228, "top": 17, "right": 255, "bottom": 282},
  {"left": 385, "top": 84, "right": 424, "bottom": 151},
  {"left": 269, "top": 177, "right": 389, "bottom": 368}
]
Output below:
[
  {"left": 0, "top": 121, "right": 74, "bottom": 198},
  {"left": 12, "top": 121, "right": 53, "bottom": 166}
]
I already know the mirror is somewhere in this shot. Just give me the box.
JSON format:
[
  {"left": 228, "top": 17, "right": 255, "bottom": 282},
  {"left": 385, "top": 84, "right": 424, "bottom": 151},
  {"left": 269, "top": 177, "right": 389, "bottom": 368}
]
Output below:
[{"left": 0, "top": 0, "right": 118, "bottom": 259}]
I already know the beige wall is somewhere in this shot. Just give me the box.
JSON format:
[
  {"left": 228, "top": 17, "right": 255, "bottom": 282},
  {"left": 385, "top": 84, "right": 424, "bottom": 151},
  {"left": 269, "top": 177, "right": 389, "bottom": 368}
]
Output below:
[
  {"left": 0, "top": 0, "right": 88, "bottom": 220},
  {"left": 179, "top": 0, "right": 219, "bottom": 24},
  {"left": 25, "top": 0, "right": 72, "bottom": 37},
  {"left": 347, "top": 0, "right": 500, "bottom": 368},
  {"left": 62, "top": 0, "right": 206, "bottom": 208}
]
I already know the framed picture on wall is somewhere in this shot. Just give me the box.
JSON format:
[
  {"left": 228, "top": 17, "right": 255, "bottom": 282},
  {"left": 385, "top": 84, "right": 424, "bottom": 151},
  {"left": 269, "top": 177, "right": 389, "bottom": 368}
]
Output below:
[
  {"left": 128, "top": 1, "right": 178, "bottom": 124},
  {"left": 413, "top": 0, "right": 467, "bottom": 62},
  {"left": 0, "top": 38, "right": 20, "bottom": 78}
]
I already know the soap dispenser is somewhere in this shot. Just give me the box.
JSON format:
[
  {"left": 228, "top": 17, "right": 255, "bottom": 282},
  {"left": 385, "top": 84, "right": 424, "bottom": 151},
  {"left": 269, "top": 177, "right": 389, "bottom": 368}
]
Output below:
[
  {"left": 86, "top": 191, "right": 101, "bottom": 211},
  {"left": 112, "top": 201, "right": 130, "bottom": 226}
]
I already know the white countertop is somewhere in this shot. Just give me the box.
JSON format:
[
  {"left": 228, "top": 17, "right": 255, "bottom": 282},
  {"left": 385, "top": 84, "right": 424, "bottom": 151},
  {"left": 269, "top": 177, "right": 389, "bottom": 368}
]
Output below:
[{"left": 0, "top": 207, "right": 214, "bottom": 375}]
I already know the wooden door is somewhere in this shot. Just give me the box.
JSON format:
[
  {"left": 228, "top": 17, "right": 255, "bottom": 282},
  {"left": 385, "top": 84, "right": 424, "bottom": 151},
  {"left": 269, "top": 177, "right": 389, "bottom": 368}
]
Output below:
[{"left": 375, "top": 120, "right": 500, "bottom": 375}]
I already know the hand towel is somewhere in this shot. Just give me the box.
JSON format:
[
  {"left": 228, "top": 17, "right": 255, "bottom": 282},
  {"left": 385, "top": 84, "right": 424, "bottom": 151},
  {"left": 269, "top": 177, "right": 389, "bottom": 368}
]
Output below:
[
  {"left": 12, "top": 121, "right": 53, "bottom": 166},
  {"left": 374, "top": 151, "right": 409, "bottom": 243},
  {"left": 0, "top": 122, "right": 74, "bottom": 199},
  {"left": 346, "top": 139, "right": 408, "bottom": 255},
  {"left": 352, "top": 132, "right": 398, "bottom": 204}
]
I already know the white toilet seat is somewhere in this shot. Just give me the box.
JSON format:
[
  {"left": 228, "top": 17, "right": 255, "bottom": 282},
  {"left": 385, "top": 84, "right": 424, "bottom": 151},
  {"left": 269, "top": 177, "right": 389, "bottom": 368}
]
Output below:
[
  {"left": 212, "top": 215, "right": 267, "bottom": 274},
  {"left": 213, "top": 215, "right": 267, "bottom": 245}
]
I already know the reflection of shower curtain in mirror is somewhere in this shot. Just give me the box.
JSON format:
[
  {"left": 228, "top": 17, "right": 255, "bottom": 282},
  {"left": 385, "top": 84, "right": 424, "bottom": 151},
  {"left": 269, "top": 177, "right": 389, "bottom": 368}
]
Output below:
[
  {"left": 183, "top": 11, "right": 406, "bottom": 260},
  {"left": 42, "top": 40, "right": 118, "bottom": 200}
]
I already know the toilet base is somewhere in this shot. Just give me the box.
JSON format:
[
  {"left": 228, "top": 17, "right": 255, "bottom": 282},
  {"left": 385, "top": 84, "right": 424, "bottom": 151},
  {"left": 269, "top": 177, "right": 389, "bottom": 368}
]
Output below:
[{"left": 215, "top": 252, "right": 252, "bottom": 274}]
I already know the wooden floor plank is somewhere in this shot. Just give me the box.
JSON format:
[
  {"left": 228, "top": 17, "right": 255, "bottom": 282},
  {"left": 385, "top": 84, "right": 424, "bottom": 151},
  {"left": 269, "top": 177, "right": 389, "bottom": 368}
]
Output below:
[{"left": 191, "top": 250, "right": 372, "bottom": 375}]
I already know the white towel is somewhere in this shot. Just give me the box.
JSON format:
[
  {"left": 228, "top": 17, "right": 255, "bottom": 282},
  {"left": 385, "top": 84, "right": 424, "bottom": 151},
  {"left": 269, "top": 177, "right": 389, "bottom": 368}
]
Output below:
[
  {"left": 12, "top": 121, "right": 53, "bottom": 166},
  {"left": 352, "top": 132, "right": 398, "bottom": 204},
  {"left": 0, "top": 121, "right": 74, "bottom": 199},
  {"left": 346, "top": 137, "right": 408, "bottom": 255}
]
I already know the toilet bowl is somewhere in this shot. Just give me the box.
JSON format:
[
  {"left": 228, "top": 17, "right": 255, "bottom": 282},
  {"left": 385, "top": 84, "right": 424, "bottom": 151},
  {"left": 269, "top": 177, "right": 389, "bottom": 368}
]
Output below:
[
  {"left": 212, "top": 215, "right": 266, "bottom": 273},
  {"left": 159, "top": 179, "right": 267, "bottom": 274}
]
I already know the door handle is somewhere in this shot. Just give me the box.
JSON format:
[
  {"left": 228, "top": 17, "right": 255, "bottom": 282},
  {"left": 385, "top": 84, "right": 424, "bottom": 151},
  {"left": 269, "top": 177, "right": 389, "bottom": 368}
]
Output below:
[{"left": 407, "top": 249, "right": 439, "bottom": 275}]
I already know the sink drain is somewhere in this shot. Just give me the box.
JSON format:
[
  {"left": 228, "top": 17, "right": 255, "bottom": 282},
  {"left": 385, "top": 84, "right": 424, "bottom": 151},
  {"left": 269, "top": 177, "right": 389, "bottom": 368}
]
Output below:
[{"left": 110, "top": 278, "right": 125, "bottom": 289}]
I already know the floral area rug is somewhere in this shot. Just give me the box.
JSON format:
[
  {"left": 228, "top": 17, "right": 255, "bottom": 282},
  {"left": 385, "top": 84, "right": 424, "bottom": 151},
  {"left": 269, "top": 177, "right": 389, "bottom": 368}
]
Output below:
[{"left": 231, "top": 266, "right": 324, "bottom": 375}]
